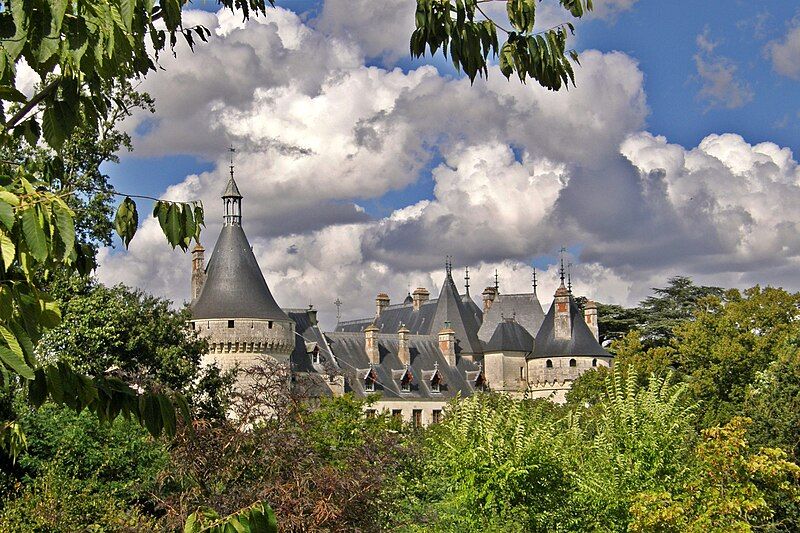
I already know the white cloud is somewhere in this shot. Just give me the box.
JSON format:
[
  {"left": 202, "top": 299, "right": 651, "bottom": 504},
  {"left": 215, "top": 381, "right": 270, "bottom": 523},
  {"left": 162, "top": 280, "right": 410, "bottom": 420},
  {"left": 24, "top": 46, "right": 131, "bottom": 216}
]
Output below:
[
  {"left": 693, "top": 29, "right": 753, "bottom": 109},
  {"left": 766, "top": 24, "right": 800, "bottom": 80},
  {"left": 98, "top": 5, "right": 800, "bottom": 330}
]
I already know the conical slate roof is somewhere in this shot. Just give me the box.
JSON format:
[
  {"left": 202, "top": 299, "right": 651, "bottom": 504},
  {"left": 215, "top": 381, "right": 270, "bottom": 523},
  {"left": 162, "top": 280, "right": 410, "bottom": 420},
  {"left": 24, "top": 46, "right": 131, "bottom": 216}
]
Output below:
[
  {"left": 222, "top": 176, "right": 242, "bottom": 198},
  {"left": 485, "top": 319, "right": 535, "bottom": 353},
  {"left": 191, "top": 225, "right": 289, "bottom": 321},
  {"left": 431, "top": 271, "right": 483, "bottom": 355},
  {"left": 531, "top": 296, "right": 608, "bottom": 359}
]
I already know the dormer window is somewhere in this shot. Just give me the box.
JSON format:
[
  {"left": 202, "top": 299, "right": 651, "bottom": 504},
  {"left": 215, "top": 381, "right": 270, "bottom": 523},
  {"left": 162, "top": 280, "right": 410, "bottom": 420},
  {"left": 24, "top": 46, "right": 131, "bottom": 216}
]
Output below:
[
  {"left": 430, "top": 365, "right": 444, "bottom": 393},
  {"left": 312, "top": 349, "right": 321, "bottom": 365},
  {"left": 401, "top": 381, "right": 410, "bottom": 392},
  {"left": 365, "top": 368, "right": 378, "bottom": 392}
]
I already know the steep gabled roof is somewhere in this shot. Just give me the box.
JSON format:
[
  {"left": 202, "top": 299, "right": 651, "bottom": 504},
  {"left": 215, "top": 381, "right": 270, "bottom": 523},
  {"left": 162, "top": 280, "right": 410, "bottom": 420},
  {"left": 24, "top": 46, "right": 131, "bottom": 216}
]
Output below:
[
  {"left": 485, "top": 319, "right": 534, "bottom": 353},
  {"left": 531, "top": 297, "right": 608, "bottom": 359},
  {"left": 191, "top": 225, "right": 289, "bottom": 321},
  {"left": 222, "top": 176, "right": 242, "bottom": 198},
  {"left": 335, "top": 298, "right": 439, "bottom": 334},
  {"left": 431, "top": 271, "right": 483, "bottom": 355},
  {"left": 478, "top": 293, "right": 545, "bottom": 341}
]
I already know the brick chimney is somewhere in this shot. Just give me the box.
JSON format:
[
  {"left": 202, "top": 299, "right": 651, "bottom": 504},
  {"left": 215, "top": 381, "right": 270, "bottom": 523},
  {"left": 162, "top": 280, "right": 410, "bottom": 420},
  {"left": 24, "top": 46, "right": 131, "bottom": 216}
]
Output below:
[
  {"left": 365, "top": 323, "right": 380, "bottom": 364},
  {"left": 438, "top": 322, "right": 456, "bottom": 366},
  {"left": 191, "top": 243, "right": 206, "bottom": 302},
  {"left": 375, "top": 293, "right": 390, "bottom": 316},
  {"left": 411, "top": 287, "right": 429, "bottom": 311},
  {"left": 554, "top": 284, "right": 572, "bottom": 340},
  {"left": 482, "top": 286, "right": 497, "bottom": 312},
  {"left": 397, "top": 324, "right": 411, "bottom": 366},
  {"left": 584, "top": 300, "right": 599, "bottom": 341}
]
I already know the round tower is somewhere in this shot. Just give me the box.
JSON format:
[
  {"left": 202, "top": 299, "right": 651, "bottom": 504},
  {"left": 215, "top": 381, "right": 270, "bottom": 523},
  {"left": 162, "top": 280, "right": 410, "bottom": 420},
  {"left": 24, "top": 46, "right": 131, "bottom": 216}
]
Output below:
[{"left": 190, "top": 173, "right": 295, "bottom": 373}]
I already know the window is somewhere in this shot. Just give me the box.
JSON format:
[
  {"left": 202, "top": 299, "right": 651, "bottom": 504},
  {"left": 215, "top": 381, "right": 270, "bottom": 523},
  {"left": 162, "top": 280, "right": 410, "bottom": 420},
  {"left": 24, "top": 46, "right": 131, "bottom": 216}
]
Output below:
[
  {"left": 365, "top": 377, "right": 376, "bottom": 392},
  {"left": 227, "top": 320, "right": 234, "bottom": 329},
  {"left": 431, "top": 380, "right": 440, "bottom": 393},
  {"left": 592, "top": 358, "right": 597, "bottom": 367},
  {"left": 190, "top": 322, "right": 195, "bottom": 330},
  {"left": 569, "top": 359, "right": 577, "bottom": 367},
  {"left": 401, "top": 381, "right": 411, "bottom": 392},
  {"left": 413, "top": 409, "right": 422, "bottom": 428},
  {"left": 365, "top": 409, "right": 376, "bottom": 419},
  {"left": 432, "top": 410, "right": 442, "bottom": 424},
  {"left": 519, "top": 366, "right": 524, "bottom": 379},
  {"left": 312, "top": 350, "right": 321, "bottom": 364},
  {"left": 392, "top": 409, "right": 402, "bottom": 420},
  {"left": 268, "top": 321, "right": 273, "bottom": 329},
  {"left": 546, "top": 359, "right": 553, "bottom": 368}
]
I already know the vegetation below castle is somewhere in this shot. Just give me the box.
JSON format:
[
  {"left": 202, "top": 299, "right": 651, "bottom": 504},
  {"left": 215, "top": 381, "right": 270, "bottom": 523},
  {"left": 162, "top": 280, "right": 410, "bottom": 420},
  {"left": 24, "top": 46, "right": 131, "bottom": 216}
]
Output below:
[{"left": 0, "top": 277, "right": 798, "bottom": 532}]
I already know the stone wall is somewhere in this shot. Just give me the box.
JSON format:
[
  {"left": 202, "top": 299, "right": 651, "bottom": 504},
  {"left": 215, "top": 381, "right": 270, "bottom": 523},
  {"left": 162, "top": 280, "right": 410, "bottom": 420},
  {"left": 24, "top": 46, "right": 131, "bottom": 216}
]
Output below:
[
  {"left": 369, "top": 399, "right": 449, "bottom": 426},
  {"left": 483, "top": 351, "right": 528, "bottom": 394}
]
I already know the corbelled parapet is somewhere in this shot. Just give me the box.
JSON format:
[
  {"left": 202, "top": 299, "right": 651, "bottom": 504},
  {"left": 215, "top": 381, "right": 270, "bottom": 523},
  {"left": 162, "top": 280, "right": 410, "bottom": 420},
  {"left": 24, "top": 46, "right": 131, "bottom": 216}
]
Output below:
[
  {"left": 365, "top": 322, "right": 380, "bottom": 364},
  {"left": 375, "top": 292, "right": 390, "bottom": 316},
  {"left": 412, "top": 287, "right": 429, "bottom": 311},
  {"left": 584, "top": 300, "right": 599, "bottom": 341},
  {"left": 438, "top": 321, "right": 456, "bottom": 367},
  {"left": 398, "top": 324, "right": 411, "bottom": 366}
]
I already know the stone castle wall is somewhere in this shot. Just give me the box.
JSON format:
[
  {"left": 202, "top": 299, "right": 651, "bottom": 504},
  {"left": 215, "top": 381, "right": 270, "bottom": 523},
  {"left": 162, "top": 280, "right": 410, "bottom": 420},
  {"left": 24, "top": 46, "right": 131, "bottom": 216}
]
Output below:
[{"left": 191, "top": 318, "right": 295, "bottom": 372}]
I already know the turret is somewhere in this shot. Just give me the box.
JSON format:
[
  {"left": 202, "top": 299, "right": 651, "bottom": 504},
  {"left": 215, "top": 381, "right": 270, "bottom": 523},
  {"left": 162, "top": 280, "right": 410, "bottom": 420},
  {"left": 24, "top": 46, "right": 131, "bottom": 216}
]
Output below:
[{"left": 191, "top": 243, "right": 206, "bottom": 302}]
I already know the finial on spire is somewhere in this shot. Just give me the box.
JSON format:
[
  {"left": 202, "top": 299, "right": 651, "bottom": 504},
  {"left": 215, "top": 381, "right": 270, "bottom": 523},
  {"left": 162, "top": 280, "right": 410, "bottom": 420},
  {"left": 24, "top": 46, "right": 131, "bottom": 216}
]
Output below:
[
  {"left": 567, "top": 262, "right": 573, "bottom": 292},
  {"left": 559, "top": 247, "right": 566, "bottom": 287},
  {"left": 532, "top": 267, "right": 537, "bottom": 295},
  {"left": 464, "top": 266, "right": 471, "bottom": 296},
  {"left": 494, "top": 269, "right": 499, "bottom": 292},
  {"left": 229, "top": 144, "right": 236, "bottom": 179},
  {"left": 334, "top": 297, "right": 342, "bottom": 321}
]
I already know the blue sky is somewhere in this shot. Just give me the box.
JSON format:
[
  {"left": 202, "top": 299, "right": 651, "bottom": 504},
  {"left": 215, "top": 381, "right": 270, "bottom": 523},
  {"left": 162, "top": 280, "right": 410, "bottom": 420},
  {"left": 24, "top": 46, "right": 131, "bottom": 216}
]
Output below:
[{"left": 97, "top": 0, "right": 800, "bottom": 320}]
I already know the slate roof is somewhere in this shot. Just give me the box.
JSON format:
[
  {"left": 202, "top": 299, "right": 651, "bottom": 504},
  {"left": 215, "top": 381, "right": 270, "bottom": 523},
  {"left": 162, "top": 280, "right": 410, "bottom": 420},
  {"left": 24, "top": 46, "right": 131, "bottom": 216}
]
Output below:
[
  {"left": 478, "top": 293, "right": 545, "bottom": 341},
  {"left": 324, "top": 332, "right": 482, "bottom": 400},
  {"left": 287, "top": 308, "right": 336, "bottom": 397},
  {"left": 531, "top": 296, "right": 609, "bottom": 359},
  {"left": 335, "top": 299, "right": 439, "bottom": 334},
  {"left": 222, "top": 176, "right": 242, "bottom": 198},
  {"left": 432, "top": 271, "right": 483, "bottom": 355},
  {"left": 485, "top": 319, "right": 534, "bottom": 353},
  {"left": 191, "top": 225, "right": 289, "bottom": 321}
]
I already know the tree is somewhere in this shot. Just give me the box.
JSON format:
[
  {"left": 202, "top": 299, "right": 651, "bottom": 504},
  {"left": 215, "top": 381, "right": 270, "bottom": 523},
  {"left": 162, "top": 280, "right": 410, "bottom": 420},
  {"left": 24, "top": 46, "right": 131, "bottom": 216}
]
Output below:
[{"left": 674, "top": 286, "right": 800, "bottom": 428}]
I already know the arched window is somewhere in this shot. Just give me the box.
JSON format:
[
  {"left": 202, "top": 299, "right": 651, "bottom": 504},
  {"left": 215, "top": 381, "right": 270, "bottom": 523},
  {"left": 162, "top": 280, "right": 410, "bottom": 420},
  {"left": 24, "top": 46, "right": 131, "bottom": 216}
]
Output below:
[
  {"left": 592, "top": 358, "right": 597, "bottom": 367},
  {"left": 546, "top": 359, "right": 553, "bottom": 368},
  {"left": 569, "top": 359, "right": 577, "bottom": 367}
]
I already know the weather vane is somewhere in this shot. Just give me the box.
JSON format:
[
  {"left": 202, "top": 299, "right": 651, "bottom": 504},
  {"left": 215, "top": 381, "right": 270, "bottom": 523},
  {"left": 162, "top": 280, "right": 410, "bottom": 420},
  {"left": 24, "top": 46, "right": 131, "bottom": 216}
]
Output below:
[{"left": 228, "top": 144, "right": 236, "bottom": 178}]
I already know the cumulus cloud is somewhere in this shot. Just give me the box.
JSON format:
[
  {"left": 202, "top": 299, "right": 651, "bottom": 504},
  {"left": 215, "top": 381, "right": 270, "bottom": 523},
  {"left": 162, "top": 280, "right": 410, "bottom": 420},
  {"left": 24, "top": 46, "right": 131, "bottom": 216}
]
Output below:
[
  {"left": 693, "top": 28, "right": 753, "bottom": 109},
  {"left": 766, "top": 24, "right": 800, "bottom": 80},
  {"left": 98, "top": 5, "right": 800, "bottom": 330}
]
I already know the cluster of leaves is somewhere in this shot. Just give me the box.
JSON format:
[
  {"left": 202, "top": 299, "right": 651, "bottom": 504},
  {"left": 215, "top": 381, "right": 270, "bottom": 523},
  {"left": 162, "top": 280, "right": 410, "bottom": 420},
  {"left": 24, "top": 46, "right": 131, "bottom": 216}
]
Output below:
[
  {"left": 395, "top": 370, "right": 800, "bottom": 532},
  {"left": 155, "top": 359, "right": 411, "bottom": 532},
  {"left": 411, "top": 0, "right": 591, "bottom": 87}
]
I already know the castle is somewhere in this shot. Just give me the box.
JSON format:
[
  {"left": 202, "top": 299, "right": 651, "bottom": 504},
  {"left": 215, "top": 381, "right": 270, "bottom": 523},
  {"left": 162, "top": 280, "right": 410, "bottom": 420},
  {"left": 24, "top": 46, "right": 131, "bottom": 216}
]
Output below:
[{"left": 189, "top": 175, "right": 612, "bottom": 425}]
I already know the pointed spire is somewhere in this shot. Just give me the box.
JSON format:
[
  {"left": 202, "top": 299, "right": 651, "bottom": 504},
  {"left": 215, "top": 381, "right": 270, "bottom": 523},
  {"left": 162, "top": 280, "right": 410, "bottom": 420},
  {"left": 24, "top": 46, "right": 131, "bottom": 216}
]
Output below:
[
  {"left": 464, "top": 266, "right": 471, "bottom": 296},
  {"left": 445, "top": 255, "right": 453, "bottom": 277},
  {"left": 559, "top": 247, "right": 566, "bottom": 287},
  {"left": 222, "top": 146, "right": 243, "bottom": 226},
  {"left": 567, "top": 262, "right": 573, "bottom": 292}
]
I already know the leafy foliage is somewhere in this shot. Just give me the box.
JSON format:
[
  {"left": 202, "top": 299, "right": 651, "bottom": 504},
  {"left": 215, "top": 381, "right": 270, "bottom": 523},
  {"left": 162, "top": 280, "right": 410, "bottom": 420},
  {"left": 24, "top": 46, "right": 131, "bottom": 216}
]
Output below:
[{"left": 411, "top": 0, "right": 591, "bottom": 87}]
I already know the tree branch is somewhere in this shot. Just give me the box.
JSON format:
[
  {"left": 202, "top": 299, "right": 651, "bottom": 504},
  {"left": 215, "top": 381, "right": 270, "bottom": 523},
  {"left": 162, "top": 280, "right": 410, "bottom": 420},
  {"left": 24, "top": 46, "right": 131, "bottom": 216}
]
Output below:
[{"left": 4, "top": 78, "right": 61, "bottom": 131}]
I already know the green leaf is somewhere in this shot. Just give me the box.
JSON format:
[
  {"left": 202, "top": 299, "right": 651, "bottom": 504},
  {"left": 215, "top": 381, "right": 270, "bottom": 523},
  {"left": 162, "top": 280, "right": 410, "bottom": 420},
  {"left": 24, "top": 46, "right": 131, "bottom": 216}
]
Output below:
[
  {"left": 42, "top": 98, "right": 79, "bottom": 150},
  {"left": 158, "top": 393, "right": 177, "bottom": 437},
  {"left": 0, "top": 200, "right": 13, "bottom": 230},
  {"left": 28, "top": 369, "right": 48, "bottom": 407},
  {"left": 0, "top": 228, "right": 14, "bottom": 270},
  {"left": 20, "top": 207, "right": 48, "bottom": 263},
  {"left": 52, "top": 200, "right": 75, "bottom": 259},
  {"left": 0, "top": 345, "right": 34, "bottom": 380},
  {"left": 140, "top": 393, "right": 162, "bottom": 437},
  {"left": 114, "top": 196, "right": 138, "bottom": 248}
]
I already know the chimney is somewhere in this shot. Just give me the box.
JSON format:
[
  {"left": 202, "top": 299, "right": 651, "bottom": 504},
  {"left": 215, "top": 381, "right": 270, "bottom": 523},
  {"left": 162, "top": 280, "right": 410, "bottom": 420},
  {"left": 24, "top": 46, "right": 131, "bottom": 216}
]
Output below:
[
  {"left": 365, "top": 323, "right": 380, "bottom": 364},
  {"left": 554, "top": 284, "right": 572, "bottom": 340},
  {"left": 482, "top": 286, "right": 497, "bottom": 312},
  {"left": 397, "top": 324, "right": 411, "bottom": 366},
  {"left": 307, "top": 304, "right": 318, "bottom": 326},
  {"left": 438, "top": 322, "right": 456, "bottom": 366},
  {"left": 411, "top": 287, "right": 429, "bottom": 311},
  {"left": 375, "top": 293, "right": 390, "bottom": 316},
  {"left": 584, "top": 300, "right": 599, "bottom": 341},
  {"left": 191, "top": 244, "right": 206, "bottom": 301}
]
